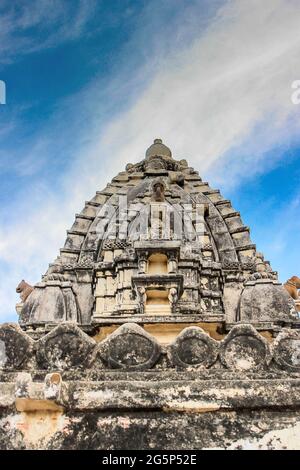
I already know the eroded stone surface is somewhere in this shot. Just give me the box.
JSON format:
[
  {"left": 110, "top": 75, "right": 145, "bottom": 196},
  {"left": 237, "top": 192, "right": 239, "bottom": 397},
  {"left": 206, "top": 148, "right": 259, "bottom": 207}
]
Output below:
[
  {"left": 239, "top": 280, "right": 297, "bottom": 324},
  {"left": 44, "top": 373, "right": 62, "bottom": 401},
  {"left": 0, "top": 324, "right": 34, "bottom": 370},
  {"left": 220, "top": 324, "right": 270, "bottom": 370},
  {"left": 168, "top": 326, "right": 218, "bottom": 368},
  {"left": 1, "top": 140, "right": 300, "bottom": 449},
  {"left": 272, "top": 329, "right": 300, "bottom": 372},
  {"left": 20, "top": 281, "right": 81, "bottom": 325},
  {"left": 95, "top": 323, "right": 161, "bottom": 370},
  {"left": 36, "top": 323, "right": 95, "bottom": 370},
  {"left": 1, "top": 407, "right": 300, "bottom": 450}
]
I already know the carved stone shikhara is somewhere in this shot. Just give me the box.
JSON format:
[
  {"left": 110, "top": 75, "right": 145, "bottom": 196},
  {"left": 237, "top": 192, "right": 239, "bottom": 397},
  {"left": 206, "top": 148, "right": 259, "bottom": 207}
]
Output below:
[{"left": 2, "top": 140, "right": 300, "bottom": 449}]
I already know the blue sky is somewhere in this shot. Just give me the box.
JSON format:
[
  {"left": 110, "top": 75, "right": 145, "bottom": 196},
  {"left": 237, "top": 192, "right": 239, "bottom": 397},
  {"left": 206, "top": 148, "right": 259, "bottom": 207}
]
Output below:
[{"left": 0, "top": 0, "right": 300, "bottom": 321}]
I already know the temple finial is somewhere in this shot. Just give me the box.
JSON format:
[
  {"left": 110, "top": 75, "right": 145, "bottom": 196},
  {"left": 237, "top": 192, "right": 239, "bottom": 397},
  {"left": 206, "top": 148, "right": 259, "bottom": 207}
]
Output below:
[{"left": 145, "top": 138, "right": 172, "bottom": 159}]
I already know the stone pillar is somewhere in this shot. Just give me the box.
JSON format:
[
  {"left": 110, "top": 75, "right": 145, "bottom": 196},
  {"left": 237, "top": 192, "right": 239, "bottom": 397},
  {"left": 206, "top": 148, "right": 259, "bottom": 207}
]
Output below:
[
  {"left": 167, "top": 254, "right": 177, "bottom": 273},
  {"left": 94, "top": 272, "right": 106, "bottom": 315}
]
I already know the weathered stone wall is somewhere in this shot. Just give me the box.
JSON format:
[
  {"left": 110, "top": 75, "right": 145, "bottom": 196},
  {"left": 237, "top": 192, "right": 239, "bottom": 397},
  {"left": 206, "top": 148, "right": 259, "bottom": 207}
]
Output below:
[
  {"left": 1, "top": 321, "right": 300, "bottom": 449},
  {"left": 1, "top": 390, "right": 300, "bottom": 449},
  {"left": 6, "top": 140, "right": 300, "bottom": 450}
]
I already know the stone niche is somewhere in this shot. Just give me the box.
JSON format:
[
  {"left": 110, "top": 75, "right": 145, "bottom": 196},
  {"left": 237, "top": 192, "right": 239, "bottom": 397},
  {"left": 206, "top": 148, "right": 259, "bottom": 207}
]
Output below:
[
  {"left": 141, "top": 252, "right": 171, "bottom": 315},
  {"left": 147, "top": 253, "right": 168, "bottom": 274},
  {"left": 132, "top": 241, "right": 183, "bottom": 315},
  {"left": 145, "top": 289, "right": 170, "bottom": 315}
]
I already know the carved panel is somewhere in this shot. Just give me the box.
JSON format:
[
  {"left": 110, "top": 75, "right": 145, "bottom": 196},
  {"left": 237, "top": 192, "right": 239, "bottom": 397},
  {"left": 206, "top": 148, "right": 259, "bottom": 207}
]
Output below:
[
  {"left": 168, "top": 327, "right": 218, "bottom": 368},
  {"left": 220, "top": 324, "right": 270, "bottom": 370},
  {"left": 36, "top": 323, "right": 96, "bottom": 370},
  {"left": 0, "top": 324, "right": 34, "bottom": 370},
  {"left": 272, "top": 329, "right": 300, "bottom": 372},
  {"left": 95, "top": 323, "right": 161, "bottom": 370}
]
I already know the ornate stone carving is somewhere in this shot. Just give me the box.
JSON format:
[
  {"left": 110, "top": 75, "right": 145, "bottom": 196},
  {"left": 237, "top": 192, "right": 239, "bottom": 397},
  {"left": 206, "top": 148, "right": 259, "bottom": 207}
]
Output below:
[
  {"left": 220, "top": 324, "right": 270, "bottom": 370},
  {"left": 19, "top": 281, "right": 82, "bottom": 325},
  {"left": 3, "top": 139, "right": 300, "bottom": 450},
  {"left": 180, "top": 242, "right": 201, "bottom": 259},
  {"left": 137, "top": 286, "right": 147, "bottom": 314},
  {"left": 77, "top": 252, "right": 95, "bottom": 268},
  {"left": 168, "top": 327, "right": 218, "bottom": 368},
  {"left": 95, "top": 323, "right": 161, "bottom": 370},
  {"left": 114, "top": 249, "right": 136, "bottom": 263},
  {"left": 36, "top": 323, "right": 96, "bottom": 370},
  {"left": 239, "top": 256, "right": 256, "bottom": 270},
  {"left": 138, "top": 253, "right": 148, "bottom": 273},
  {"left": 151, "top": 179, "right": 165, "bottom": 202},
  {"left": 272, "top": 329, "right": 300, "bottom": 372},
  {"left": 284, "top": 276, "right": 300, "bottom": 300},
  {"left": 146, "top": 157, "right": 167, "bottom": 171},
  {"left": 0, "top": 324, "right": 34, "bottom": 370},
  {"left": 222, "top": 259, "right": 240, "bottom": 270},
  {"left": 168, "top": 287, "right": 178, "bottom": 309},
  {"left": 44, "top": 372, "right": 62, "bottom": 401},
  {"left": 102, "top": 239, "right": 132, "bottom": 250},
  {"left": 15, "top": 138, "right": 295, "bottom": 332},
  {"left": 246, "top": 253, "right": 277, "bottom": 281},
  {"left": 16, "top": 280, "right": 34, "bottom": 303},
  {"left": 145, "top": 157, "right": 182, "bottom": 173}
]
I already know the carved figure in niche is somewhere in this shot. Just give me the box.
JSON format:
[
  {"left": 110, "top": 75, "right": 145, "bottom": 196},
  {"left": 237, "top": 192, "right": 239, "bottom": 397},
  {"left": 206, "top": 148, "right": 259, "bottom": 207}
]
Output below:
[
  {"left": 138, "top": 254, "right": 147, "bottom": 274},
  {"left": 284, "top": 276, "right": 300, "bottom": 300},
  {"left": 168, "top": 287, "right": 178, "bottom": 308},
  {"left": 137, "top": 286, "right": 147, "bottom": 313},
  {"left": 152, "top": 181, "right": 165, "bottom": 202},
  {"left": 16, "top": 280, "right": 34, "bottom": 303},
  {"left": 168, "top": 254, "right": 177, "bottom": 273}
]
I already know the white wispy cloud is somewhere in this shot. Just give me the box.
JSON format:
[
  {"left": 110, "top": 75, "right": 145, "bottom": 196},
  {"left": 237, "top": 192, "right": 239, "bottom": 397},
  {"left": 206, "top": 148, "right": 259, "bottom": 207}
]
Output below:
[
  {"left": 0, "top": 0, "right": 97, "bottom": 62},
  {"left": 101, "top": 0, "right": 300, "bottom": 181},
  {"left": 1, "top": 0, "right": 300, "bottom": 321}
]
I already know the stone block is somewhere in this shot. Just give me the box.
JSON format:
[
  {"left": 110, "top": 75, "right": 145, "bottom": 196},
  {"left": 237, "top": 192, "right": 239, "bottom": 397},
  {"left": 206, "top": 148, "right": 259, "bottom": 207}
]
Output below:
[
  {"left": 168, "top": 326, "right": 219, "bottom": 368},
  {"left": 239, "top": 280, "right": 297, "bottom": 323},
  {"left": 220, "top": 324, "right": 270, "bottom": 370},
  {"left": 0, "top": 324, "right": 34, "bottom": 370},
  {"left": 94, "top": 323, "right": 161, "bottom": 370},
  {"left": 272, "top": 329, "right": 300, "bottom": 372},
  {"left": 36, "top": 323, "right": 96, "bottom": 370}
]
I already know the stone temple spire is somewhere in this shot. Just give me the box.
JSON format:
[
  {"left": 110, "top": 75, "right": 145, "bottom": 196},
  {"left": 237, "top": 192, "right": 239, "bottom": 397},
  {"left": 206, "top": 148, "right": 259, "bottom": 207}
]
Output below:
[
  {"left": 145, "top": 138, "right": 172, "bottom": 159},
  {"left": 1, "top": 138, "right": 300, "bottom": 450}
]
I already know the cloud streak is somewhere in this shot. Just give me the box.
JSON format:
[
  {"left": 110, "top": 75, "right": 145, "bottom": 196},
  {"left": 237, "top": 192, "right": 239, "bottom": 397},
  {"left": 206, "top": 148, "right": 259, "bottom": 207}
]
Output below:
[
  {"left": 0, "top": 0, "right": 97, "bottom": 62},
  {"left": 101, "top": 0, "right": 300, "bottom": 182}
]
